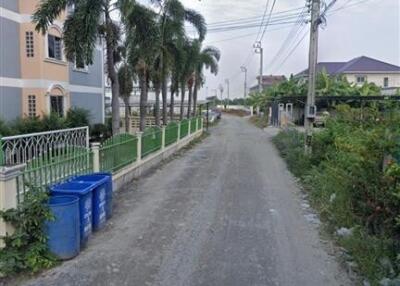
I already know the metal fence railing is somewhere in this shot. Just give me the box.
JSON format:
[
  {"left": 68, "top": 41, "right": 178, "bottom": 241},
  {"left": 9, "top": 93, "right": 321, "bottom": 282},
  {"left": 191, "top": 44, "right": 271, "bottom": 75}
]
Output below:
[
  {"left": 99, "top": 133, "right": 138, "bottom": 173},
  {"left": 141, "top": 127, "right": 162, "bottom": 158},
  {"left": 165, "top": 122, "right": 179, "bottom": 147},
  {"left": 190, "top": 118, "right": 197, "bottom": 133},
  {"left": 0, "top": 127, "right": 92, "bottom": 202},
  {"left": 180, "top": 119, "right": 189, "bottom": 139}
]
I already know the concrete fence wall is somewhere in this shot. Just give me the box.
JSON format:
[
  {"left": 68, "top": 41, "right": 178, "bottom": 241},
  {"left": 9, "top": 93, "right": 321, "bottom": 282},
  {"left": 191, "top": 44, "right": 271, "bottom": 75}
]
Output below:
[{"left": 0, "top": 119, "right": 203, "bottom": 245}]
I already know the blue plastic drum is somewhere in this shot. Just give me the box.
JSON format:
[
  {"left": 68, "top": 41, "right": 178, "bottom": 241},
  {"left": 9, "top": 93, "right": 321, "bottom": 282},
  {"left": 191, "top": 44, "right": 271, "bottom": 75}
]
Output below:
[
  {"left": 46, "top": 196, "right": 80, "bottom": 260},
  {"left": 51, "top": 182, "right": 94, "bottom": 246},
  {"left": 72, "top": 172, "right": 113, "bottom": 220}
]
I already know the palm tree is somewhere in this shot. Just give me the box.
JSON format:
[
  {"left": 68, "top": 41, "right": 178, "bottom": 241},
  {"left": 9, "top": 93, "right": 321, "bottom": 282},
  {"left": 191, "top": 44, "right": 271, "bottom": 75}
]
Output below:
[
  {"left": 122, "top": 2, "right": 159, "bottom": 131},
  {"left": 118, "top": 64, "right": 134, "bottom": 132},
  {"left": 33, "top": 0, "right": 122, "bottom": 134},
  {"left": 192, "top": 45, "right": 220, "bottom": 116},
  {"left": 155, "top": 0, "right": 206, "bottom": 124}
]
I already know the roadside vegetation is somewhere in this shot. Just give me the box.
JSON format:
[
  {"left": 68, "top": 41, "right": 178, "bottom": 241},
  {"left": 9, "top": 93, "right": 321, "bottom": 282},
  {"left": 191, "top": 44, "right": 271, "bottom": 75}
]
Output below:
[
  {"left": 249, "top": 116, "right": 269, "bottom": 129},
  {"left": 272, "top": 104, "right": 400, "bottom": 285}
]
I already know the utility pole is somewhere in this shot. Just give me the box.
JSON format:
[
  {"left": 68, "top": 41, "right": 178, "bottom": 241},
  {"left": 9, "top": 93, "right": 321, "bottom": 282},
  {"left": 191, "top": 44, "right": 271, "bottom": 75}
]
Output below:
[
  {"left": 225, "top": 79, "right": 230, "bottom": 108},
  {"left": 254, "top": 41, "right": 263, "bottom": 93},
  {"left": 240, "top": 66, "right": 247, "bottom": 98},
  {"left": 304, "top": 0, "right": 321, "bottom": 152}
]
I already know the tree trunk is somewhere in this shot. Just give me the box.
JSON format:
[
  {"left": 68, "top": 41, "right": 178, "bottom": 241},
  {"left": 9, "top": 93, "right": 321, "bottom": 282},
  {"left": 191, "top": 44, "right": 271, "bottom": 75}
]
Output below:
[
  {"left": 155, "top": 83, "right": 161, "bottom": 126},
  {"left": 193, "top": 78, "right": 199, "bottom": 117},
  {"left": 139, "top": 70, "right": 148, "bottom": 132},
  {"left": 187, "top": 84, "right": 193, "bottom": 119},
  {"left": 170, "top": 88, "right": 175, "bottom": 121},
  {"left": 161, "top": 52, "right": 168, "bottom": 125},
  {"left": 105, "top": 11, "right": 120, "bottom": 135},
  {"left": 180, "top": 83, "right": 185, "bottom": 121},
  {"left": 124, "top": 97, "right": 130, "bottom": 133}
]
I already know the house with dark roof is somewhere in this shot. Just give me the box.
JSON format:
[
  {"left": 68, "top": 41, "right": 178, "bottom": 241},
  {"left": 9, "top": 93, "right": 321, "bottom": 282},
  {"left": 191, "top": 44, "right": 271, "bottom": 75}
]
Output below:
[
  {"left": 249, "top": 75, "right": 286, "bottom": 93},
  {"left": 296, "top": 56, "right": 400, "bottom": 94}
]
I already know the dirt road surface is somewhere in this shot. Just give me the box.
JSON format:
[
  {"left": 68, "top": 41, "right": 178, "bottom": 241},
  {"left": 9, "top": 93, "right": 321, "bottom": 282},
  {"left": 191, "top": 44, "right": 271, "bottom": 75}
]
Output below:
[{"left": 20, "top": 115, "right": 351, "bottom": 286}]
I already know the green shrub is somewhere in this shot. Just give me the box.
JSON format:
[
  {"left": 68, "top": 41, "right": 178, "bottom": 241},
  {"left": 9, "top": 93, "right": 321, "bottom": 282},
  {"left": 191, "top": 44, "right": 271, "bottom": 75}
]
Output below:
[
  {"left": 65, "top": 108, "right": 90, "bottom": 128},
  {"left": 0, "top": 187, "right": 56, "bottom": 276},
  {"left": 273, "top": 105, "right": 400, "bottom": 284}
]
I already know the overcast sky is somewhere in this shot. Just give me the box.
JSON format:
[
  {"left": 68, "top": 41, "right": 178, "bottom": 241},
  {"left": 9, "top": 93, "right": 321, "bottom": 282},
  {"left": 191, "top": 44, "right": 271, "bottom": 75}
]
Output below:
[{"left": 178, "top": 0, "right": 400, "bottom": 100}]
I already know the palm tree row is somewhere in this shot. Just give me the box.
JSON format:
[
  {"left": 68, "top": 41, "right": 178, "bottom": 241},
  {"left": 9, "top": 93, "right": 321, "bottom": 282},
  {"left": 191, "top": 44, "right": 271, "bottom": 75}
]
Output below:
[{"left": 33, "top": 0, "right": 220, "bottom": 133}]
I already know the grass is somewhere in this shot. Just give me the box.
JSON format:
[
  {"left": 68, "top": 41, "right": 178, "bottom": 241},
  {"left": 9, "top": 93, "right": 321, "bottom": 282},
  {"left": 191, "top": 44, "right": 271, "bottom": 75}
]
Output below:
[{"left": 249, "top": 115, "right": 268, "bottom": 129}]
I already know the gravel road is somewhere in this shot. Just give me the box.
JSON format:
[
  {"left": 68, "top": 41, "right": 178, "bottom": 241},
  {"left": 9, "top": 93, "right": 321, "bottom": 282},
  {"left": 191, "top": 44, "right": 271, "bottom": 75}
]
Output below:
[{"left": 19, "top": 115, "right": 351, "bottom": 286}]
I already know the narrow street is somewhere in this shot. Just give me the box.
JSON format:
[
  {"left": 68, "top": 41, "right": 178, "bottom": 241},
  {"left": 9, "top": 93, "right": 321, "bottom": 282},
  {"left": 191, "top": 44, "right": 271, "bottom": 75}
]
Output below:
[{"left": 21, "top": 115, "right": 351, "bottom": 286}]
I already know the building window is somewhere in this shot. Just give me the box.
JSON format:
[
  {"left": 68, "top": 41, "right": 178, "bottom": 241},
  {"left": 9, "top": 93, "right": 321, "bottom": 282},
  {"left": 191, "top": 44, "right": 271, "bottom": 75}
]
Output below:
[
  {"left": 356, "top": 75, "right": 366, "bottom": 84},
  {"left": 28, "top": 95, "right": 36, "bottom": 117},
  {"left": 50, "top": 95, "right": 64, "bottom": 116},
  {"left": 25, "top": 31, "right": 34, "bottom": 57},
  {"left": 384, "top": 77, "right": 389, "bottom": 88},
  {"left": 48, "top": 35, "right": 62, "bottom": 60},
  {"left": 74, "top": 58, "right": 89, "bottom": 72}
]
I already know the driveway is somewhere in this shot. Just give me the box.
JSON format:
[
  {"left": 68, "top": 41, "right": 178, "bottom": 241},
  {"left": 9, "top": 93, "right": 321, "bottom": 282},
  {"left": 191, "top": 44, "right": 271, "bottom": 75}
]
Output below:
[{"left": 20, "top": 115, "right": 351, "bottom": 286}]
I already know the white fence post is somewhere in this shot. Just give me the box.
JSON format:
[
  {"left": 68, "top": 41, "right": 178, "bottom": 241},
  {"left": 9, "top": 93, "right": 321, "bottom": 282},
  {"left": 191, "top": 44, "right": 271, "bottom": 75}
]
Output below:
[
  {"left": 188, "top": 120, "right": 191, "bottom": 136},
  {"left": 91, "top": 143, "right": 101, "bottom": 172},
  {"left": 136, "top": 132, "right": 143, "bottom": 163},
  {"left": 0, "top": 164, "right": 25, "bottom": 247},
  {"left": 196, "top": 117, "right": 199, "bottom": 131},
  {"left": 161, "top": 126, "right": 166, "bottom": 151}
]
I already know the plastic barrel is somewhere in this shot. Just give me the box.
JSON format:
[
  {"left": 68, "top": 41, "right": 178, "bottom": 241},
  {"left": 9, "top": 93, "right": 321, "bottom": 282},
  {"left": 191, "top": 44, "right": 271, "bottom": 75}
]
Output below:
[
  {"left": 46, "top": 196, "right": 80, "bottom": 260},
  {"left": 51, "top": 182, "right": 94, "bottom": 246},
  {"left": 72, "top": 172, "right": 113, "bottom": 219}
]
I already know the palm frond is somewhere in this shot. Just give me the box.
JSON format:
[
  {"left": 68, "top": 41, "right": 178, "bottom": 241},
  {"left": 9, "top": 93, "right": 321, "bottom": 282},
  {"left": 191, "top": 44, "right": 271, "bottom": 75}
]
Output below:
[
  {"left": 33, "top": 0, "right": 74, "bottom": 33},
  {"left": 184, "top": 9, "right": 206, "bottom": 41}
]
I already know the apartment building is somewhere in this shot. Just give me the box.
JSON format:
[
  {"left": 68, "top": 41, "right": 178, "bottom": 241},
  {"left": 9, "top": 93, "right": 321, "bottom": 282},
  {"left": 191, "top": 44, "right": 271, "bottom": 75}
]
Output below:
[{"left": 0, "top": 0, "right": 105, "bottom": 123}]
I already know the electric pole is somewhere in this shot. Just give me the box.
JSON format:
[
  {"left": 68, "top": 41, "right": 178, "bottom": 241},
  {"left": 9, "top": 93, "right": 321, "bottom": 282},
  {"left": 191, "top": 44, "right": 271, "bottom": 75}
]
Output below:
[
  {"left": 241, "top": 66, "right": 247, "bottom": 98},
  {"left": 225, "top": 79, "right": 230, "bottom": 107},
  {"left": 254, "top": 41, "right": 264, "bottom": 93},
  {"left": 304, "top": 0, "right": 321, "bottom": 152}
]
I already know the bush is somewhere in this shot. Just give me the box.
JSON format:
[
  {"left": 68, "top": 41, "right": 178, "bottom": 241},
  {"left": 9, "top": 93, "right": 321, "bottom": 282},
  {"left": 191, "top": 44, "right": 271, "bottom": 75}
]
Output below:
[
  {"left": 272, "top": 105, "right": 400, "bottom": 285},
  {"left": 65, "top": 108, "right": 90, "bottom": 128}
]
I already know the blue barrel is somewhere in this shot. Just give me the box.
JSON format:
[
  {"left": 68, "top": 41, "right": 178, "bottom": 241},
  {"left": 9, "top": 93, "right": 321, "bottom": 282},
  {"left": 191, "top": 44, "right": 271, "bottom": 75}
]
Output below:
[
  {"left": 46, "top": 196, "right": 80, "bottom": 260},
  {"left": 51, "top": 182, "right": 94, "bottom": 246},
  {"left": 72, "top": 172, "right": 113, "bottom": 219},
  {"left": 71, "top": 174, "right": 108, "bottom": 230}
]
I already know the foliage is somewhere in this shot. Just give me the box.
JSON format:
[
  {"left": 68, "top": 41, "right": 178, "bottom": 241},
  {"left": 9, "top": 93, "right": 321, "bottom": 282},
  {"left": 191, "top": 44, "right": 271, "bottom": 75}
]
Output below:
[
  {"left": 65, "top": 108, "right": 90, "bottom": 128},
  {"left": 272, "top": 105, "right": 400, "bottom": 284},
  {"left": 0, "top": 187, "right": 56, "bottom": 276},
  {"left": 249, "top": 116, "right": 269, "bottom": 129},
  {"left": 246, "top": 71, "right": 382, "bottom": 108}
]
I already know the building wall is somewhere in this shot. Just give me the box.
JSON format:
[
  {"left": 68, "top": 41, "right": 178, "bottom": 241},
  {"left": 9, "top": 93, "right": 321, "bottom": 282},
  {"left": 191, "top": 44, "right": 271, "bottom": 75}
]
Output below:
[
  {"left": 0, "top": 17, "right": 21, "bottom": 78},
  {"left": 70, "top": 92, "right": 104, "bottom": 123},
  {"left": 0, "top": 87, "right": 22, "bottom": 121},
  {"left": 0, "top": 0, "right": 18, "bottom": 12},
  {"left": 344, "top": 73, "right": 400, "bottom": 88},
  {"left": 0, "top": 2, "right": 104, "bottom": 123}
]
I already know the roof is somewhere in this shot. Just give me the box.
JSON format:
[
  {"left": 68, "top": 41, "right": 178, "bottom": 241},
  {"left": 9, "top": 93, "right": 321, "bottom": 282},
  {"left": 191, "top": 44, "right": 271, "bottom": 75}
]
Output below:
[
  {"left": 257, "top": 75, "right": 286, "bottom": 85},
  {"left": 296, "top": 56, "right": 400, "bottom": 76}
]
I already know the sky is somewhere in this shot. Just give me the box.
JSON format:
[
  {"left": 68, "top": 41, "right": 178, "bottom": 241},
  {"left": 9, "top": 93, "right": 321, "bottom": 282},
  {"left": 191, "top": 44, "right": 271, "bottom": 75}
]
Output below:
[{"left": 179, "top": 0, "right": 400, "bottom": 100}]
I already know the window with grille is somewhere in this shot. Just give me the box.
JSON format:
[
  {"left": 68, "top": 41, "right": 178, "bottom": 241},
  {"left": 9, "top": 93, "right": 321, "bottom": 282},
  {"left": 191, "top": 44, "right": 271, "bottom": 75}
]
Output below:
[
  {"left": 25, "top": 31, "right": 34, "bottom": 57},
  {"left": 48, "top": 34, "right": 62, "bottom": 60},
  {"left": 50, "top": 95, "right": 64, "bottom": 117},
  {"left": 28, "top": 95, "right": 36, "bottom": 117}
]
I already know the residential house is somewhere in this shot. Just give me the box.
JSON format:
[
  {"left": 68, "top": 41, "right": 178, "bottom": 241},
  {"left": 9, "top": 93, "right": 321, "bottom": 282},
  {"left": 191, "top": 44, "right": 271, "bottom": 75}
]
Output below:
[
  {"left": 0, "top": 1, "right": 105, "bottom": 123},
  {"left": 296, "top": 56, "right": 400, "bottom": 95},
  {"left": 249, "top": 75, "right": 286, "bottom": 93}
]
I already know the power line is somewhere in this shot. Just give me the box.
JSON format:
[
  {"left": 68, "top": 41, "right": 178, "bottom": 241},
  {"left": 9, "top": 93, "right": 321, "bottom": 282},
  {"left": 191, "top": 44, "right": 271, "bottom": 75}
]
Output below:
[
  {"left": 255, "top": 0, "right": 272, "bottom": 44},
  {"left": 259, "top": 0, "right": 278, "bottom": 42}
]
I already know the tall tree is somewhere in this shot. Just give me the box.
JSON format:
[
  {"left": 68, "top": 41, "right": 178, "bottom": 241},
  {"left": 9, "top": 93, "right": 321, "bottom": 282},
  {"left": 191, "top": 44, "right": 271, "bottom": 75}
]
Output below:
[
  {"left": 155, "top": 0, "right": 206, "bottom": 124},
  {"left": 33, "top": 0, "right": 122, "bottom": 134},
  {"left": 122, "top": 2, "right": 159, "bottom": 131},
  {"left": 118, "top": 64, "right": 134, "bottom": 132},
  {"left": 192, "top": 45, "right": 220, "bottom": 116}
]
